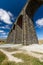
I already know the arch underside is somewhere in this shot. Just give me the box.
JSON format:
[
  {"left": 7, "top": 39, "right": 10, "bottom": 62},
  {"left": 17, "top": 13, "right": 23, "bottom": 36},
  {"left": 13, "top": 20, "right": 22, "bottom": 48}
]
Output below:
[
  {"left": 26, "top": 0, "right": 43, "bottom": 19},
  {"left": 6, "top": 0, "right": 43, "bottom": 45}
]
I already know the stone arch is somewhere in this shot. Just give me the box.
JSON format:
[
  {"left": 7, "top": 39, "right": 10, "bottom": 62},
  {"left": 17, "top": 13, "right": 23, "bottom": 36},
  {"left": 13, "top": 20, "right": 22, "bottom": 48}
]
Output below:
[{"left": 26, "top": 0, "right": 43, "bottom": 19}]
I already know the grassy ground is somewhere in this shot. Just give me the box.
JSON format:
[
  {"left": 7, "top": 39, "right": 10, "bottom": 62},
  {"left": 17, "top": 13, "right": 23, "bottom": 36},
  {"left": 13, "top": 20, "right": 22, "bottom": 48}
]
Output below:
[
  {"left": 0, "top": 51, "right": 7, "bottom": 65},
  {"left": 0, "top": 51, "right": 43, "bottom": 65},
  {"left": 1, "top": 53, "right": 43, "bottom": 65},
  {"left": 13, "top": 53, "right": 43, "bottom": 65}
]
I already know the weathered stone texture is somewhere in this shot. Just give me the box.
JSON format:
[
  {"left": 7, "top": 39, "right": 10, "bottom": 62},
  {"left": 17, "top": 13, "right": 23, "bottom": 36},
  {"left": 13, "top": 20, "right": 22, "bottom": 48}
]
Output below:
[
  {"left": 22, "top": 10, "right": 38, "bottom": 45},
  {"left": 29, "top": 19, "right": 38, "bottom": 44},
  {"left": 15, "top": 24, "right": 22, "bottom": 44},
  {"left": 6, "top": 29, "right": 15, "bottom": 43},
  {"left": 22, "top": 13, "right": 32, "bottom": 45},
  {"left": 6, "top": 0, "right": 38, "bottom": 45}
]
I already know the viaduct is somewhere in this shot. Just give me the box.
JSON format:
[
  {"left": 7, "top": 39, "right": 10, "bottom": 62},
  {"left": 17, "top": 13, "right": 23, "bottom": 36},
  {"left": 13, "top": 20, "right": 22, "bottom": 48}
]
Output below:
[{"left": 6, "top": 0, "right": 42, "bottom": 45}]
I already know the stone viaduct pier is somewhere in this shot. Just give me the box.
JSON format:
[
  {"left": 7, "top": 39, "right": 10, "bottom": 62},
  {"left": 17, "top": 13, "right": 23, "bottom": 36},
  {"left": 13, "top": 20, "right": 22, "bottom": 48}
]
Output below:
[{"left": 6, "top": 0, "right": 42, "bottom": 45}]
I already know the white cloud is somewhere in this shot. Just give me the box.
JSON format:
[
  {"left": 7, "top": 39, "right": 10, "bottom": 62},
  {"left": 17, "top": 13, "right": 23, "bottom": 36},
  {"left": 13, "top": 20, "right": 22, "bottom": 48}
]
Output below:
[
  {"left": 0, "top": 30, "right": 8, "bottom": 35},
  {"left": 0, "top": 24, "right": 11, "bottom": 29},
  {"left": 8, "top": 12, "right": 13, "bottom": 17},
  {"left": 0, "top": 9, "right": 14, "bottom": 24},
  {"left": 0, "top": 25, "right": 10, "bottom": 29},
  {"left": 2, "top": 32, "right": 8, "bottom": 34},
  {"left": 5, "top": 25, "right": 10, "bottom": 29},
  {"left": 0, "top": 30, "right": 8, "bottom": 39},
  {"left": 0, "top": 26, "right": 5, "bottom": 29},
  {"left": 2, "top": 33, "right": 6, "bottom": 35},
  {"left": 0, "top": 35, "right": 7, "bottom": 39},
  {"left": 2, "top": 32, "right": 7, "bottom": 35},
  {"left": 36, "top": 18, "right": 43, "bottom": 27},
  {"left": 0, "top": 31, "right": 8, "bottom": 38},
  {"left": 0, "top": 30, "right": 4, "bottom": 33}
]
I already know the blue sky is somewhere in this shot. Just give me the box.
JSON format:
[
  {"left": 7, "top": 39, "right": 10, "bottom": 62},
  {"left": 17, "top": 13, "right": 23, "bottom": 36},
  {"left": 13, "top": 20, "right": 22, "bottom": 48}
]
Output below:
[
  {"left": 33, "top": 5, "right": 43, "bottom": 40},
  {"left": 0, "top": 0, "right": 27, "bottom": 39}
]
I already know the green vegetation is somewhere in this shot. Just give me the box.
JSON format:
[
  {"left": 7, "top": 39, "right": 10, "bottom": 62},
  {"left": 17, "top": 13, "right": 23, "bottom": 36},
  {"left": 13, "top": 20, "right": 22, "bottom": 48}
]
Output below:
[
  {"left": 0, "top": 51, "right": 43, "bottom": 65},
  {"left": 0, "top": 51, "right": 7, "bottom": 65},
  {"left": 1, "top": 61, "right": 16, "bottom": 65},
  {"left": 13, "top": 53, "right": 43, "bottom": 65}
]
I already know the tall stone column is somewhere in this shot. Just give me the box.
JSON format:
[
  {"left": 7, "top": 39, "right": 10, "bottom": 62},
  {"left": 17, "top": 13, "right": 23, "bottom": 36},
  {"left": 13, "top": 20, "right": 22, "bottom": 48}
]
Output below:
[
  {"left": 22, "top": 6, "right": 38, "bottom": 45},
  {"left": 21, "top": 2, "right": 32, "bottom": 45},
  {"left": 15, "top": 15, "right": 23, "bottom": 44},
  {"left": 22, "top": 11, "right": 32, "bottom": 45},
  {"left": 15, "top": 24, "right": 22, "bottom": 44},
  {"left": 29, "top": 18, "right": 38, "bottom": 44}
]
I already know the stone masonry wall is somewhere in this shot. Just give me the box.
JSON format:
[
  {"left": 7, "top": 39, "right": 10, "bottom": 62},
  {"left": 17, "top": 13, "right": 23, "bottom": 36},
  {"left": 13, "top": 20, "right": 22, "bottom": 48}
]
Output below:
[
  {"left": 6, "top": 0, "right": 38, "bottom": 45},
  {"left": 15, "top": 24, "right": 22, "bottom": 44}
]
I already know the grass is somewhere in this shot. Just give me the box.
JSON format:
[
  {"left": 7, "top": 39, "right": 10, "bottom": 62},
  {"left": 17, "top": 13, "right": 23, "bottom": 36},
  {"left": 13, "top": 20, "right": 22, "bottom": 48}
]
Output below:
[
  {"left": 0, "top": 50, "right": 43, "bottom": 65},
  {"left": 1, "top": 61, "right": 16, "bottom": 65},
  {"left": 13, "top": 53, "right": 43, "bottom": 65},
  {"left": 0, "top": 51, "right": 7, "bottom": 65}
]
